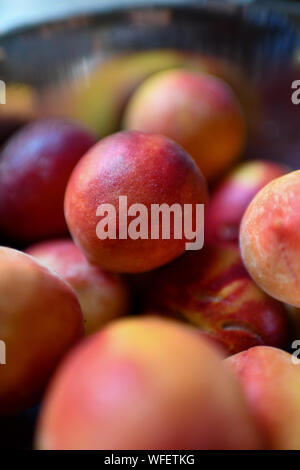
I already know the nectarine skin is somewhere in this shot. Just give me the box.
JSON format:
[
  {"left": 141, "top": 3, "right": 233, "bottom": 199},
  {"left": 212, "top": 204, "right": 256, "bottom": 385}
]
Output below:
[
  {"left": 64, "top": 131, "right": 208, "bottom": 273},
  {"left": 0, "top": 119, "right": 96, "bottom": 244},
  {"left": 206, "top": 160, "right": 287, "bottom": 244},
  {"left": 227, "top": 346, "right": 300, "bottom": 450},
  {"left": 240, "top": 170, "right": 300, "bottom": 307},
  {"left": 146, "top": 244, "right": 290, "bottom": 355},
  {"left": 26, "top": 239, "right": 130, "bottom": 335},
  {"left": 0, "top": 247, "right": 83, "bottom": 415},
  {"left": 123, "top": 69, "right": 246, "bottom": 180},
  {"left": 36, "top": 317, "right": 262, "bottom": 450}
]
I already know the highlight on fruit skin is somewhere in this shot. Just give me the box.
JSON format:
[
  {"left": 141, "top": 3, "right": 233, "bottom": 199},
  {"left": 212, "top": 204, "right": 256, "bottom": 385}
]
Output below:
[
  {"left": 205, "top": 160, "right": 287, "bottom": 244},
  {"left": 64, "top": 130, "right": 208, "bottom": 273},
  {"left": 36, "top": 316, "right": 263, "bottom": 450},
  {"left": 145, "top": 243, "right": 290, "bottom": 356},
  {"left": 240, "top": 169, "right": 300, "bottom": 307},
  {"left": 0, "top": 246, "right": 84, "bottom": 415},
  {"left": 123, "top": 69, "right": 247, "bottom": 181},
  {"left": 26, "top": 238, "right": 130, "bottom": 336}
]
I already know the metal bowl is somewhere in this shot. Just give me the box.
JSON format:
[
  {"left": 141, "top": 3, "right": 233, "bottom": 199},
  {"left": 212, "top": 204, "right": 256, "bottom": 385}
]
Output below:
[{"left": 0, "top": 1, "right": 299, "bottom": 88}]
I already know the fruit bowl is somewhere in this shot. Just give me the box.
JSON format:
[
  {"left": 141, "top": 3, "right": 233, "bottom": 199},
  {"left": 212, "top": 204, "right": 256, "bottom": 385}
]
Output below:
[
  {"left": 1, "top": 0, "right": 300, "bottom": 451},
  {"left": 0, "top": 0, "right": 298, "bottom": 87}
]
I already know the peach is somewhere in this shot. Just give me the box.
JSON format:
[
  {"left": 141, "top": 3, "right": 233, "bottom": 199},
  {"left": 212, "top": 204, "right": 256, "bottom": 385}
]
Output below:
[
  {"left": 0, "top": 246, "right": 83, "bottom": 415},
  {"left": 240, "top": 170, "right": 300, "bottom": 307},
  {"left": 206, "top": 160, "right": 287, "bottom": 244},
  {"left": 123, "top": 69, "right": 246, "bottom": 180},
  {"left": 145, "top": 244, "right": 290, "bottom": 355},
  {"left": 0, "top": 119, "right": 96, "bottom": 244},
  {"left": 26, "top": 239, "right": 130, "bottom": 335},
  {"left": 227, "top": 346, "right": 300, "bottom": 449},
  {"left": 64, "top": 131, "right": 208, "bottom": 273},
  {"left": 36, "top": 316, "right": 262, "bottom": 450}
]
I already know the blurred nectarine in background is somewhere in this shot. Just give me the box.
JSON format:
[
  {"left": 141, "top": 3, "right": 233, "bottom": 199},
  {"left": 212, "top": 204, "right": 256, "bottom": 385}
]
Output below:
[
  {"left": 0, "top": 247, "right": 83, "bottom": 415},
  {"left": 123, "top": 69, "right": 246, "bottom": 180},
  {"left": 0, "top": 119, "right": 96, "bottom": 244},
  {"left": 0, "top": 83, "right": 37, "bottom": 145},
  {"left": 146, "top": 243, "right": 290, "bottom": 355},
  {"left": 26, "top": 239, "right": 130, "bottom": 335},
  {"left": 38, "top": 51, "right": 257, "bottom": 139},
  {"left": 36, "top": 317, "right": 263, "bottom": 450},
  {"left": 206, "top": 160, "right": 287, "bottom": 244},
  {"left": 227, "top": 346, "right": 300, "bottom": 450}
]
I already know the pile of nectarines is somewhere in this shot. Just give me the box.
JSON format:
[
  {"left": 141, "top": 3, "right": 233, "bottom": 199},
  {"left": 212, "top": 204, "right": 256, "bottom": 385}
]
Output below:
[{"left": 0, "top": 50, "right": 299, "bottom": 451}]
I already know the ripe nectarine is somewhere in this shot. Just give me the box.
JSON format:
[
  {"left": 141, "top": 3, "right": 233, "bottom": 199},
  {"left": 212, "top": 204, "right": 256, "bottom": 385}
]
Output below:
[
  {"left": 0, "top": 247, "right": 83, "bottom": 415},
  {"left": 64, "top": 131, "right": 208, "bottom": 273},
  {"left": 26, "top": 239, "right": 129, "bottom": 335},
  {"left": 36, "top": 317, "right": 262, "bottom": 449},
  {"left": 0, "top": 119, "right": 96, "bottom": 244}
]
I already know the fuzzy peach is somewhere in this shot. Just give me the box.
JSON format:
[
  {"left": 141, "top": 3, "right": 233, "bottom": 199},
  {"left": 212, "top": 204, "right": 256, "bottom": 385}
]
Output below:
[
  {"left": 206, "top": 160, "right": 287, "bottom": 244},
  {"left": 0, "top": 246, "right": 83, "bottom": 415},
  {"left": 26, "top": 239, "right": 129, "bottom": 335},
  {"left": 64, "top": 131, "right": 208, "bottom": 273},
  {"left": 36, "top": 316, "right": 262, "bottom": 450},
  {"left": 0, "top": 119, "right": 96, "bottom": 244},
  {"left": 123, "top": 69, "right": 246, "bottom": 180},
  {"left": 240, "top": 170, "right": 300, "bottom": 307},
  {"left": 227, "top": 346, "right": 300, "bottom": 449},
  {"left": 146, "top": 244, "right": 290, "bottom": 355}
]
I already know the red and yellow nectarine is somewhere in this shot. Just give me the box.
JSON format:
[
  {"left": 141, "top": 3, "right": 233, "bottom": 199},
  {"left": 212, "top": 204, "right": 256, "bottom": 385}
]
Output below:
[
  {"left": 36, "top": 317, "right": 262, "bottom": 450},
  {"left": 240, "top": 170, "right": 300, "bottom": 307},
  {"left": 0, "top": 247, "right": 83, "bottom": 415},
  {"left": 227, "top": 346, "right": 300, "bottom": 450},
  {"left": 123, "top": 69, "right": 246, "bottom": 180},
  {"left": 65, "top": 131, "right": 208, "bottom": 273}
]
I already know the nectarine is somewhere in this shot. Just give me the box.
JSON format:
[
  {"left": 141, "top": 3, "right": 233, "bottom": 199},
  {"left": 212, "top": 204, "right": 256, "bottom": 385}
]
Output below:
[
  {"left": 227, "top": 346, "right": 300, "bottom": 450},
  {"left": 64, "top": 131, "right": 208, "bottom": 273},
  {"left": 26, "top": 239, "right": 129, "bottom": 335},
  {"left": 123, "top": 69, "right": 246, "bottom": 180},
  {"left": 36, "top": 317, "right": 262, "bottom": 450},
  {"left": 0, "top": 119, "right": 96, "bottom": 244},
  {"left": 240, "top": 170, "right": 300, "bottom": 307},
  {"left": 0, "top": 247, "right": 83, "bottom": 415},
  {"left": 146, "top": 243, "right": 290, "bottom": 355},
  {"left": 206, "top": 160, "right": 287, "bottom": 244}
]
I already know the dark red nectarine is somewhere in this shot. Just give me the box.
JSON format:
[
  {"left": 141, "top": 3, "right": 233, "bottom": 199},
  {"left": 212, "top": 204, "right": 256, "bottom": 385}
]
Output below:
[
  {"left": 206, "top": 160, "right": 287, "bottom": 244},
  {"left": 0, "top": 119, "right": 96, "bottom": 244}
]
